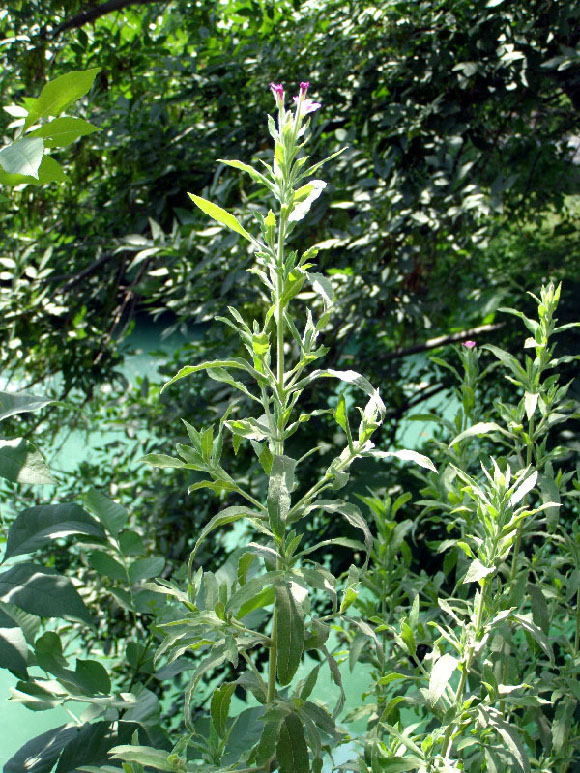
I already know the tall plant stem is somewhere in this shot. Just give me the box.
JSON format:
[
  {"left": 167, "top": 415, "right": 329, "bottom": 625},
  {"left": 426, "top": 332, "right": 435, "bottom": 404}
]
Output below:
[
  {"left": 575, "top": 586, "right": 580, "bottom": 654},
  {"left": 441, "top": 581, "right": 487, "bottom": 759},
  {"left": 267, "top": 211, "right": 288, "bottom": 712},
  {"left": 509, "top": 414, "right": 536, "bottom": 585}
]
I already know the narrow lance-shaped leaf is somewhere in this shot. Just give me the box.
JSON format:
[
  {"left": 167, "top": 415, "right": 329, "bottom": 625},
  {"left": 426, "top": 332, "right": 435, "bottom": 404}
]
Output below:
[
  {"left": 371, "top": 448, "right": 437, "bottom": 473},
  {"left": 218, "top": 158, "right": 273, "bottom": 188},
  {"left": 161, "top": 357, "right": 266, "bottom": 392},
  {"left": 425, "top": 653, "right": 458, "bottom": 706},
  {"left": 189, "top": 193, "right": 254, "bottom": 242},
  {"left": 276, "top": 713, "right": 310, "bottom": 773},
  {"left": 211, "top": 682, "right": 237, "bottom": 738},
  {"left": 268, "top": 455, "right": 297, "bottom": 539},
  {"left": 108, "top": 745, "right": 175, "bottom": 771},
  {"left": 275, "top": 582, "right": 305, "bottom": 686},
  {"left": 190, "top": 506, "right": 252, "bottom": 563},
  {"left": 293, "top": 368, "right": 386, "bottom": 416}
]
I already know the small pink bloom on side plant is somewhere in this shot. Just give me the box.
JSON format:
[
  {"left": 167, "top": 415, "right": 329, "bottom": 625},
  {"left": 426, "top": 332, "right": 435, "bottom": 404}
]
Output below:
[
  {"left": 462, "top": 340, "right": 477, "bottom": 349},
  {"left": 299, "top": 81, "right": 310, "bottom": 95}
]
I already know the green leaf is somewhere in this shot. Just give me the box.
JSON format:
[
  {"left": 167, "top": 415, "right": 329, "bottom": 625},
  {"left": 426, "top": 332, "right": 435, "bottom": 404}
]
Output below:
[
  {"left": 0, "top": 152, "right": 69, "bottom": 186},
  {"left": 27, "top": 116, "right": 99, "bottom": 147},
  {"left": 0, "top": 439, "right": 55, "bottom": 484},
  {"left": 253, "top": 721, "right": 281, "bottom": 766},
  {"left": 189, "top": 193, "right": 253, "bottom": 242},
  {"left": 294, "top": 368, "right": 385, "bottom": 416},
  {"left": 483, "top": 344, "right": 528, "bottom": 384},
  {"left": 140, "top": 453, "right": 186, "bottom": 469},
  {"left": 321, "top": 645, "right": 345, "bottom": 717},
  {"left": 84, "top": 488, "right": 129, "bottom": 538},
  {"left": 371, "top": 448, "right": 437, "bottom": 473},
  {"left": 4, "top": 503, "right": 106, "bottom": 561},
  {"left": 298, "top": 663, "right": 322, "bottom": 700},
  {"left": 528, "top": 583, "right": 550, "bottom": 635},
  {"left": 268, "top": 455, "right": 297, "bottom": 539},
  {"left": 0, "top": 607, "right": 28, "bottom": 677},
  {"left": 73, "top": 659, "right": 112, "bottom": 695},
  {"left": 89, "top": 551, "right": 127, "bottom": 581},
  {"left": 276, "top": 582, "right": 305, "bottom": 686},
  {"left": 237, "top": 584, "right": 275, "bottom": 619},
  {"left": 276, "top": 713, "right": 310, "bottom": 773},
  {"left": 211, "top": 682, "right": 237, "bottom": 737},
  {"left": 289, "top": 180, "right": 327, "bottom": 223},
  {"left": 108, "top": 745, "right": 174, "bottom": 771},
  {"left": 226, "top": 571, "right": 284, "bottom": 615},
  {"left": 190, "top": 506, "right": 252, "bottom": 562},
  {"left": 128, "top": 557, "right": 165, "bottom": 583},
  {"left": 218, "top": 158, "right": 272, "bottom": 187},
  {"left": 333, "top": 393, "right": 349, "bottom": 433},
  {"left": 161, "top": 357, "right": 265, "bottom": 392},
  {"left": 463, "top": 558, "right": 495, "bottom": 584},
  {"left": 309, "top": 500, "right": 372, "bottom": 558},
  {"left": 425, "top": 653, "right": 458, "bottom": 705},
  {"left": 510, "top": 612, "right": 553, "bottom": 662},
  {"left": 0, "top": 563, "right": 93, "bottom": 625},
  {"left": 23, "top": 68, "right": 100, "bottom": 128},
  {"left": 451, "top": 421, "right": 509, "bottom": 445},
  {"left": 0, "top": 137, "right": 44, "bottom": 178},
  {"left": 552, "top": 698, "right": 576, "bottom": 754},
  {"left": 4, "top": 725, "right": 78, "bottom": 773},
  {"left": 484, "top": 708, "right": 531, "bottom": 773}
]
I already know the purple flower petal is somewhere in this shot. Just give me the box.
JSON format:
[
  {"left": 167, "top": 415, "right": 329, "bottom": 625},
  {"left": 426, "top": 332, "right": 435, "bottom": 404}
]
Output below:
[{"left": 293, "top": 97, "right": 322, "bottom": 114}]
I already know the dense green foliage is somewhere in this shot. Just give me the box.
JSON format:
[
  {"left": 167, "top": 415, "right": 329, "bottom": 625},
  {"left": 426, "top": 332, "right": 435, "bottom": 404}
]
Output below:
[{"left": 1, "top": 0, "right": 580, "bottom": 770}]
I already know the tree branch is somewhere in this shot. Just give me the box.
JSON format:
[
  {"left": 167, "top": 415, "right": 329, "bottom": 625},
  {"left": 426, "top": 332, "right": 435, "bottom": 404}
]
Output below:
[
  {"left": 384, "top": 323, "right": 505, "bottom": 361},
  {"left": 45, "top": 0, "right": 160, "bottom": 39}
]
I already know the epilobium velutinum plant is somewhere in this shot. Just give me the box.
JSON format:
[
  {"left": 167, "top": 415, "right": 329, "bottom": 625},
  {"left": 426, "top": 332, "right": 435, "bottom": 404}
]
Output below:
[
  {"left": 344, "top": 285, "right": 580, "bottom": 772},
  {"left": 114, "top": 82, "right": 435, "bottom": 771},
  {"left": 0, "top": 81, "right": 578, "bottom": 773}
]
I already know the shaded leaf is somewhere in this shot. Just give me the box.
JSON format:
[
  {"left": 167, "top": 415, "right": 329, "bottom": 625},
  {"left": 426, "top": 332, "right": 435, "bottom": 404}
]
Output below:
[
  {"left": 4, "top": 503, "right": 105, "bottom": 561},
  {"left": 84, "top": 489, "right": 129, "bottom": 538},
  {"left": 0, "top": 439, "right": 55, "bottom": 485},
  {"left": 0, "top": 607, "right": 28, "bottom": 677},
  {"left": 276, "top": 581, "right": 304, "bottom": 686},
  {"left": 276, "top": 713, "right": 310, "bottom": 773},
  {"left": 0, "top": 563, "right": 93, "bottom": 625}
]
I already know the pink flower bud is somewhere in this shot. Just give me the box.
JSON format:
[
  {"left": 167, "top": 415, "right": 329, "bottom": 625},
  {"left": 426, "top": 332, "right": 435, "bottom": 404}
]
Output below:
[
  {"left": 270, "top": 82, "right": 284, "bottom": 102},
  {"left": 462, "top": 340, "right": 477, "bottom": 349},
  {"left": 300, "top": 81, "right": 310, "bottom": 95}
]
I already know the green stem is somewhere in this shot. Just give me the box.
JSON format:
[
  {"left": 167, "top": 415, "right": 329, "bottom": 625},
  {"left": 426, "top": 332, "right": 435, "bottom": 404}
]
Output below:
[
  {"left": 509, "top": 414, "right": 535, "bottom": 585},
  {"left": 267, "top": 607, "right": 278, "bottom": 703},
  {"left": 241, "top": 650, "right": 269, "bottom": 700},
  {"left": 575, "top": 586, "right": 580, "bottom": 654},
  {"left": 441, "top": 580, "right": 487, "bottom": 758}
]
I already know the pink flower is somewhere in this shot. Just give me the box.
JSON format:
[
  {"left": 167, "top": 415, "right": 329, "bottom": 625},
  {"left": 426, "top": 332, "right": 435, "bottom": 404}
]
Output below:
[
  {"left": 293, "top": 97, "right": 322, "bottom": 114},
  {"left": 299, "top": 81, "right": 310, "bottom": 96},
  {"left": 462, "top": 340, "right": 477, "bottom": 349},
  {"left": 270, "top": 82, "right": 284, "bottom": 103}
]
